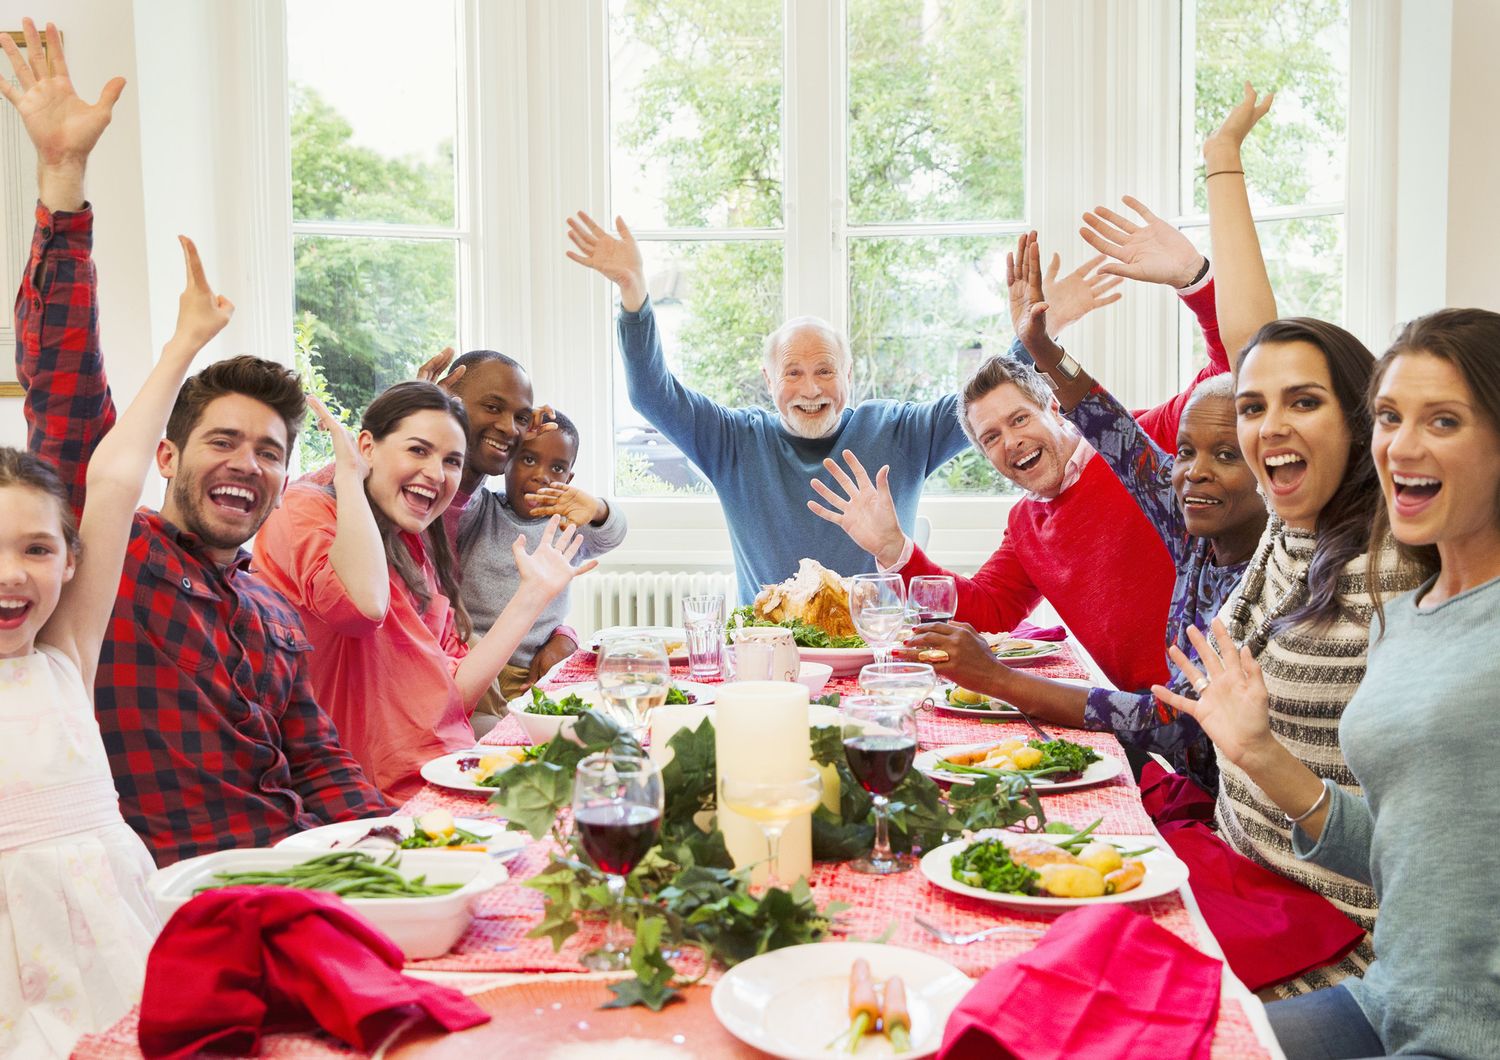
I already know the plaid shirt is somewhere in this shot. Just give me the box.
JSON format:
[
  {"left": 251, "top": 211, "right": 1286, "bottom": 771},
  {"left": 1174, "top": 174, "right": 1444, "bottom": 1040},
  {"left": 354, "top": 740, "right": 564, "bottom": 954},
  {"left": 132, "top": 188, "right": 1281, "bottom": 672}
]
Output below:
[{"left": 16, "top": 204, "right": 388, "bottom": 865}]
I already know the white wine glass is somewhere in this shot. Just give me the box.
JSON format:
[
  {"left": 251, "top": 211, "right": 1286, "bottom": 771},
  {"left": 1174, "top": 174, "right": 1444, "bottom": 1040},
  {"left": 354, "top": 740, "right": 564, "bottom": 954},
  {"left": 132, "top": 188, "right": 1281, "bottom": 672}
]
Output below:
[
  {"left": 595, "top": 635, "right": 671, "bottom": 742},
  {"left": 717, "top": 765, "right": 824, "bottom": 891},
  {"left": 848, "top": 572, "right": 907, "bottom": 665}
]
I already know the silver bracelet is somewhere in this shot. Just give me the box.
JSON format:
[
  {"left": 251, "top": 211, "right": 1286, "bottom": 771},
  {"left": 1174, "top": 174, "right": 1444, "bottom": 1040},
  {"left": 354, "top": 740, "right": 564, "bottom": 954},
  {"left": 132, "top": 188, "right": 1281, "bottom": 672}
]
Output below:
[{"left": 1285, "top": 783, "right": 1330, "bottom": 826}]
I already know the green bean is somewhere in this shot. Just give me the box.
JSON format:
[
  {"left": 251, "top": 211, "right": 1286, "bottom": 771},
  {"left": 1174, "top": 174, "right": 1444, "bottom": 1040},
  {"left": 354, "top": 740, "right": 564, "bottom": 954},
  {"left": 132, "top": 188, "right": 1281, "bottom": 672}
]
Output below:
[{"left": 193, "top": 851, "right": 461, "bottom": 898}]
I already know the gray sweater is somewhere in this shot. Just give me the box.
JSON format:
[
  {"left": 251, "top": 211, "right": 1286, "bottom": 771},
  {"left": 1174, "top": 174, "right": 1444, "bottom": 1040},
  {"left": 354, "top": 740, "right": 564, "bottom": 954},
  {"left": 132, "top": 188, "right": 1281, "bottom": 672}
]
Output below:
[
  {"left": 456, "top": 489, "right": 627, "bottom": 665},
  {"left": 1292, "top": 573, "right": 1500, "bottom": 1059}
]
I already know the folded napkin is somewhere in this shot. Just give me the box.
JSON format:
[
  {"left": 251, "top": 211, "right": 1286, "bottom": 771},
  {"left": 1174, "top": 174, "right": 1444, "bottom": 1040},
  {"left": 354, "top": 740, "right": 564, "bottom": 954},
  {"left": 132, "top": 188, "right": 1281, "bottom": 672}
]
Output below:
[
  {"left": 1009, "top": 621, "right": 1067, "bottom": 641},
  {"left": 1138, "top": 761, "right": 1217, "bottom": 828},
  {"left": 1155, "top": 821, "right": 1366, "bottom": 992},
  {"left": 138, "top": 886, "right": 489, "bottom": 1059},
  {"left": 938, "top": 904, "right": 1222, "bottom": 1060}
]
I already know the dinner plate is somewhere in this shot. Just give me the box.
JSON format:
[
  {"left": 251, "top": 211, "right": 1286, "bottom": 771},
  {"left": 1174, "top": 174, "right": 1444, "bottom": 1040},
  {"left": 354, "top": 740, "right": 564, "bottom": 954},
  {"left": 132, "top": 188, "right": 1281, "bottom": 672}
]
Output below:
[
  {"left": 984, "top": 635, "right": 1066, "bottom": 664},
  {"left": 590, "top": 625, "right": 689, "bottom": 662},
  {"left": 419, "top": 748, "right": 523, "bottom": 795},
  {"left": 933, "top": 678, "right": 1093, "bottom": 718},
  {"left": 711, "top": 941, "right": 972, "bottom": 1059},
  {"left": 275, "top": 814, "right": 527, "bottom": 861},
  {"left": 914, "top": 741, "right": 1125, "bottom": 791},
  {"left": 921, "top": 833, "right": 1189, "bottom": 909},
  {"left": 797, "top": 644, "right": 874, "bottom": 676}
]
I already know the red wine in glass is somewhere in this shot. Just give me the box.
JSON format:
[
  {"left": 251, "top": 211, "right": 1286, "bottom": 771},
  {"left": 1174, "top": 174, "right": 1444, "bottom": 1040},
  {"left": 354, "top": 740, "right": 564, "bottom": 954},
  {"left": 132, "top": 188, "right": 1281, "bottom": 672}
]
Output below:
[
  {"left": 575, "top": 804, "right": 661, "bottom": 876},
  {"left": 913, "top": 609, "right": 953, "bottom": 623},
  {"left": 843, "top": 734, "right": 918, "bottom": 796}
]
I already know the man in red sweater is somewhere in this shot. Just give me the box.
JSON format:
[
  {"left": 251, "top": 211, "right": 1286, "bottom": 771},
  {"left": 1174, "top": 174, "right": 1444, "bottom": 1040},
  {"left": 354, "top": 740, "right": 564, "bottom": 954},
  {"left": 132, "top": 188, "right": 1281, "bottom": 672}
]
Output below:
[{"left": 810, "top": 221, "right": 1226, "bottom": 694}]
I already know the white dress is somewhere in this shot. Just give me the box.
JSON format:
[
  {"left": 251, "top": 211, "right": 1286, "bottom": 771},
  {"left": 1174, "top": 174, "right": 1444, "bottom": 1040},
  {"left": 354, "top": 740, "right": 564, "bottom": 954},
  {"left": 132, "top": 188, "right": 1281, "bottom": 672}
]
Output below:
[{"left": 0, "top": 645, "right": 159, "bottom": 1058}]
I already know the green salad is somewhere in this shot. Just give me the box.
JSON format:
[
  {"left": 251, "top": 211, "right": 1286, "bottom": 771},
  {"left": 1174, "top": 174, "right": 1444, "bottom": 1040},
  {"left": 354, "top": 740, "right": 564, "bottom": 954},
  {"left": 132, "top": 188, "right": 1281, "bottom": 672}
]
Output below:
[
  {"left": 729, "top": 607, "right": 866, "bottom": 649},
  {"left": 950, "top": 838, "right": 1039, "bottom": 894},
  {"left": 1030, "top": 739, "right": 1102, "bottom": 776},
  {"left": 526, "top": 687, "right": 592, "bottom": 716}
]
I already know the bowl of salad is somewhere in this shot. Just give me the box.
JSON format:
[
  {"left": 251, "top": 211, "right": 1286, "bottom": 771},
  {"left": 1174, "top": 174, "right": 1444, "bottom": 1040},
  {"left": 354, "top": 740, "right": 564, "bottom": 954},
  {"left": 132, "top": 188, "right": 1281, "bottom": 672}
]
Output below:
[{"left": 509, "top": 683, "right": 716, "bottom": 745}]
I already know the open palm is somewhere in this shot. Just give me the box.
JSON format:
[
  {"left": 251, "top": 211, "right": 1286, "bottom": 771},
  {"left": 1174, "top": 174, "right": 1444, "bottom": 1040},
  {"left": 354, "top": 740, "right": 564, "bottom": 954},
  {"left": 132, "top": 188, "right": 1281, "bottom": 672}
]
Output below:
[{"left": 0, "top": 21, "right": 124, "bottom": 167}]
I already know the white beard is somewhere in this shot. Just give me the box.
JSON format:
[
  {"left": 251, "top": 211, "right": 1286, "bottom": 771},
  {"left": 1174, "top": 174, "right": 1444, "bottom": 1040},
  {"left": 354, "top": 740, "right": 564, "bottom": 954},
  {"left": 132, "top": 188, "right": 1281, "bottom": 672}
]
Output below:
[{"left": 780, "top": 402, "right": 843, "bottom": 439}]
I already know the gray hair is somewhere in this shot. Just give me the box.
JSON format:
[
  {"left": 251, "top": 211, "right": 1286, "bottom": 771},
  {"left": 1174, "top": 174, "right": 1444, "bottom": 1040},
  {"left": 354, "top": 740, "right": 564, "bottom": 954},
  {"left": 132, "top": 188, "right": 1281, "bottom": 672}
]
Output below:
[
  {"left": 957, "top": 353, "right": 1054, "bottom": 445},
  {"left": 762, "top": 316, "right": 851, "bottom": 374},
  {"left": 1184, "top": 372, "right": 1235, "bottom": 408}
]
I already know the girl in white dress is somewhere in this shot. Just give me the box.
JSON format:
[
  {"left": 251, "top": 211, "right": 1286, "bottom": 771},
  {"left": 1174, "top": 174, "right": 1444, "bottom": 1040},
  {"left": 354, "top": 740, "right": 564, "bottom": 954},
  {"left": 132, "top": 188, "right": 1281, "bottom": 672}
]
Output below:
[{"left": 0, "top": 233, "right": 235, "bottom": 1057}]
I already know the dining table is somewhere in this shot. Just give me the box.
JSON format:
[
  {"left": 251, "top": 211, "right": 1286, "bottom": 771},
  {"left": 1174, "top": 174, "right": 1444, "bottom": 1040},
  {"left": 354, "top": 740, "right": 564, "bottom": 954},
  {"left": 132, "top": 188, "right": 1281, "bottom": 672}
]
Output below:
[{"left": 75, "top": 642, "right": 1286, "bottom": 1059}]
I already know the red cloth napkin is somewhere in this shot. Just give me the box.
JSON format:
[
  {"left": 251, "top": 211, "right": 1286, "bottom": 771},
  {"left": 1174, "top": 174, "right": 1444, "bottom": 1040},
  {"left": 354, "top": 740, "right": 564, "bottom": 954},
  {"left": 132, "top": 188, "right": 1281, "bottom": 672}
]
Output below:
[
  {"left": 938, "top": 905, "right": 1222, "bottom": 1060},
  {"left": 137, "top": 887, "right": 489, "bottom": 1059},
  {"left": 1009, "top": 621, "right": 1066, "bottom": 641},
  {"left": 1139, "top": 761, "right": 1217, "bottom": 827},
  {"left": 1156, "top": 822, "right": 1366, "bottom": 992}
]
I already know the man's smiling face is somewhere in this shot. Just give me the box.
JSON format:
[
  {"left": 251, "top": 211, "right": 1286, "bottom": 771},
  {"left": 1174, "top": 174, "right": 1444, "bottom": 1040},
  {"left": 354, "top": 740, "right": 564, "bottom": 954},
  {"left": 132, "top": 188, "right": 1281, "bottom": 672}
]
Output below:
[
  {"left": 450, "top": 358, "right": 536, "bottom": 480},
  {"left": 764, "top": 325, "right": 853, "bottom": 439}
]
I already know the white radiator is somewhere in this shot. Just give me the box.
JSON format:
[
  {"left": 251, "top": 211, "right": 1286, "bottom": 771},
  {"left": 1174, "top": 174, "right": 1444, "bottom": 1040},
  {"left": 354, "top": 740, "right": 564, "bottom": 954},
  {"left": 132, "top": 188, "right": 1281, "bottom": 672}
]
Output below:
[{"left": 571, "top": 570, "right": 739, "bottom": 640}]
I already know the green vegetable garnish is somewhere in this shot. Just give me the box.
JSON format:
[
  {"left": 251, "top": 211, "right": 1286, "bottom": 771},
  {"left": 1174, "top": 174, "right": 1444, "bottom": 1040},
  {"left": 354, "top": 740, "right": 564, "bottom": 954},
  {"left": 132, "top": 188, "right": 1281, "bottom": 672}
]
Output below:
[
  {"left": 664, "top": 685, "right": 690, "bottom": 705},
  {"left": 1027, "top": 739, "right": 1102, "bottom": 776},
  {"left": 729, "top": 607, "right": 866, "bottom": 649},
  {"left": 526, "top": 687, "right": 592, "bottom": 716},
  {"left": 950, "top": 838, "right": 1040, "bottom": 895}
]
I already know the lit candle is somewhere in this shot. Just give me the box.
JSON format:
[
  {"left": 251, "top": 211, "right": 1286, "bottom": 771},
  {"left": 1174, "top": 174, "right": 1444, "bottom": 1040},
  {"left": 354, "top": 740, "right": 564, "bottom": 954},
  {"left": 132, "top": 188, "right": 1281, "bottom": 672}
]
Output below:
[{"left": 715, "top": 680, "right": 813, "bottom": 886}]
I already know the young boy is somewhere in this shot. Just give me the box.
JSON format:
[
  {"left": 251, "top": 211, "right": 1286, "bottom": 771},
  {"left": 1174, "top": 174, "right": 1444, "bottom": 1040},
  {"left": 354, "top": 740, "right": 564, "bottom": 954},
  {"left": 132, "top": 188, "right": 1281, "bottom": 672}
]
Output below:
[{"left": 457, "top": 412, "right": 627, "bottom": 708}]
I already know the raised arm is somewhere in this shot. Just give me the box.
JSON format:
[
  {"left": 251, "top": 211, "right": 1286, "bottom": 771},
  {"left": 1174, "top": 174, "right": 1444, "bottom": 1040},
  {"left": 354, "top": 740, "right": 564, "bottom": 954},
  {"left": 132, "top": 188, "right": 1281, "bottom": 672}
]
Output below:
[
  {"left": 51, "top": 239, "right": 232, "bottom": 683},
  {"left": 314, "top": 397, "right": 390, "bottom": 622},
  {"left": 4, "top": 20, "right": 126, "bottom": 515},
  {"left": 1202, "top": 83, "right": 1277, "bottom": 361},
  {"left": 1006, "top": 249, "right": 1122, "bottom": 340}
]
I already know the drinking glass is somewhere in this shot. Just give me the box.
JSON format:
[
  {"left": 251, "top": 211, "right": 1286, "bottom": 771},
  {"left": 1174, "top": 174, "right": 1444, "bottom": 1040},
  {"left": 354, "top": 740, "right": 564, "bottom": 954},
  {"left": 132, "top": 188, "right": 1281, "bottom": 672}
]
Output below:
[
  {"left": 908, "top": 575, "right": 957, "bottom": 624},
  {"left": 572, "top": 751, "right": 663, "bottom": 970},
  {"left": 848, "top": 572, "right": 907, "bottom": 664},
  {"left": 681, "top": 594, "right": 725, "bottom": 679},
  {"left": 717, "top": 765, "right": 824, "bottom": 890},
  {"left": 841, "top": 695, "right": 920, "bottom": 875},
  {"left": 858, "top": 661, "right": 937, "bottom": 709},
  {"left": 595, "top": 635, "right": 671, "bottom": 741}
]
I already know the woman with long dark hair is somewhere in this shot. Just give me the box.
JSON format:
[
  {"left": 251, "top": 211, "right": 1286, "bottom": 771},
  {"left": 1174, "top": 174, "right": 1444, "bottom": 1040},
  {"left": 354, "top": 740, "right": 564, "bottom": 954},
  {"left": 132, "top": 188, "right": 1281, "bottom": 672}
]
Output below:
[
  {"left": 254, "top": 381, "right": 594, "bottom": 798},
  {"left": 1159, "top": 308, "right": 1500, "bottom": 1057}
]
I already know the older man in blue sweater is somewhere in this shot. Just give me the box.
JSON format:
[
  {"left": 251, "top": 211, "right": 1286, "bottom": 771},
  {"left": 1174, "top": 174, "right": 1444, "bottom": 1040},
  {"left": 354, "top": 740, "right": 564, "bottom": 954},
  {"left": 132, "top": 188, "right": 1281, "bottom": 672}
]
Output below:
[{"left": 568, "top": 212, "right": 1115, "bottom": 604}]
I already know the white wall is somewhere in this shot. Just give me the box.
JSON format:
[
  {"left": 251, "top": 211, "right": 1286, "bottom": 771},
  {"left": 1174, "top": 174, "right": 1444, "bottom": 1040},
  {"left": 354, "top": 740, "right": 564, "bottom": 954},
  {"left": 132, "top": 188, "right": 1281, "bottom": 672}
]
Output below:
[{"left": 1444, "top": 0, "right": 1500, "bottom": 313}]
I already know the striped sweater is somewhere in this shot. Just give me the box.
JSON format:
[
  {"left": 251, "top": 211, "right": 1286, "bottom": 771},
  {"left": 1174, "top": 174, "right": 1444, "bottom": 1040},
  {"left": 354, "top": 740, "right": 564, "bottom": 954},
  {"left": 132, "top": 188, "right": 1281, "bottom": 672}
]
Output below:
[{"left": 1213, "top": 516, "right": 1422, "bottom": 997}]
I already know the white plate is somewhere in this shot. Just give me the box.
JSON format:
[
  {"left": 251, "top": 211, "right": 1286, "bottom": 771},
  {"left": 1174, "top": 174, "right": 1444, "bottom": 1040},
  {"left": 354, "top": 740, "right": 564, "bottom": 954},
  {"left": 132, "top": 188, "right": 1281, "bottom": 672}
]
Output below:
[
  {"left": 914, "top": 741, "right": 1125, "bottom": 792},
  {"left": 935, "top": 685, "right": 1023, "bottom": 718},
  {"left": 274, "top": 814, "right": 526, "bottom": 861},
  {"left": 590, "top": 625, "right": 689, "bottom": 662},
  {"left": 419, "top": 748, "right": 524, "bottom": 794},
  {"left": 921, "top": 833, "right": 1188, "bottom": 909},
  {"left": 984, "top": 635, "right": 1066, "bottom": 664},
  {"left": 797, "top": 644, "right": 875, "bottom": 676},
  {"left": 711, "top": 942, "right": 972, "bottom": 1059},
  {"left": 149, "top": 848, "right": 504, "bottom": 959}
]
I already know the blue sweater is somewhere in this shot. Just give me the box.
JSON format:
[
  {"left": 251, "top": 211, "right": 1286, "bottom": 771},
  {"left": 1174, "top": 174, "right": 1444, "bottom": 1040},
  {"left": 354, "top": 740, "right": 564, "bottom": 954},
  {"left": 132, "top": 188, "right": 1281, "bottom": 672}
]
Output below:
[{"left": 618, "top": 299, "right": 970, "bottom": 603}]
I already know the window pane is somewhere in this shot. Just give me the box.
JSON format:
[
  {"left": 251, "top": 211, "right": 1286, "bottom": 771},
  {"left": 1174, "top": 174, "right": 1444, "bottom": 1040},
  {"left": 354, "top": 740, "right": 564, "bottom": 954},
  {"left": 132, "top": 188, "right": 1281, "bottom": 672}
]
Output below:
[
  {"left": 614, "top": 240, "right": 784, "bottom": 496},
  {"left": 848, "top": 235, "right": 1015, "bottom": 495},
  {"left": 847, "top": 0, "right": 1026, "bottom": 225},
  {"left": 1189, "top": 0, "right": 1348, "bottom": 213},
  {"left": 608, "top": 0, "right": 784, "bottom": 229},
  {"left": 287, "top": 0, "right": 458, "bottom": 226},
  {"left": 293, "top": 235, "right": 458, "bottom": 419}
]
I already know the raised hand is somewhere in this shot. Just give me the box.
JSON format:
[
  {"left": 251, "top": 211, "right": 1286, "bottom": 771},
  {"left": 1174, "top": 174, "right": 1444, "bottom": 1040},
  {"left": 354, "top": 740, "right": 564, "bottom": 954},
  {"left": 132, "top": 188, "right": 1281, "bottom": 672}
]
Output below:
[
  {"left": 1005, "top": 232, "right": 1057, "bottom": 361},
  {"left": 565, "top": 211, "right": 648, "bottom": 311},
  {"left": 415, "top": 347, "right": 465, "bottom": 392},
  {"left": 807, "top": 450, "right": 906, "bottom": 569},
  {"left": 170, "top": 237, "right": 234, "bottom": 354},
  {"left": 1204, "top": 81, "right": 1274, "bottom": 169},
  {"left": 0, "top": 19, "right": 125, "bottom": 209},
  {"left": 525, "top": 483, "right": 605, "bottom": 528},
  {"left": 513, "top": 516, "right": 599, "bottom": 599},
  {"left": 1080, "top": 196, "right": 1206, "bottom": 289},
  {"left": 1151, "top": 618, "right": 1273, "bottom": 768},
  {"left": 307, "top": 394, "right": 368, "bottom": 482},
  {"left": 524, "top": 404, "right": 560, "bottom": 440}
]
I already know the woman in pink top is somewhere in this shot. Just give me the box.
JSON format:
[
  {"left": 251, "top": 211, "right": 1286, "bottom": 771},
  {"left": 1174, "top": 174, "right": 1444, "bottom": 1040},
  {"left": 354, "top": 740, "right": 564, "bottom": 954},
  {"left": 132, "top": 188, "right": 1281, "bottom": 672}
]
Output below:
[{"left": 254, "top": 382, "right": 593, "bottom": 799}]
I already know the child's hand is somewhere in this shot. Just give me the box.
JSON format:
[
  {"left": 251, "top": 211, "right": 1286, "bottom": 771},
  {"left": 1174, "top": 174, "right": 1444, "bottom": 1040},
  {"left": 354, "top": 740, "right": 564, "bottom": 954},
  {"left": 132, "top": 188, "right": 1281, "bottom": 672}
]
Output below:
[
  {"left": 170, "top": 236, "right": 234, "bottom": 353},
  {"left": 525, "top": 483, "right": 605, "bottom": 528},
  {"left": 524, "top": 404, "right": 560, "bottom": 440},
  {"left": 513, "top": 516, "right": 599, "bottom": 598},
  {"left": 308, "top": 394, "right": 368, "bottom": 481}
]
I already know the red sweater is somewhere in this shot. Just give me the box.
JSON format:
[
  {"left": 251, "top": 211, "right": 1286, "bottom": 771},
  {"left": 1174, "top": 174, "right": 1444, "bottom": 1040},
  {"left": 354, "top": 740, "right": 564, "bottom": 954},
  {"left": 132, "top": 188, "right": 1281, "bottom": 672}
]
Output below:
[{"left": 902, "top": 280, "right": 1227, "bottom": 692}]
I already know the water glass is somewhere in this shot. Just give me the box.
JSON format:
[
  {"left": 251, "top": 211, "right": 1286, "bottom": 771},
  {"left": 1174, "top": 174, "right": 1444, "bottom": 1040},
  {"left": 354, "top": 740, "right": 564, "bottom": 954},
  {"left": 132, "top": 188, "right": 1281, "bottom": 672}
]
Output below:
[
  {"left": 572, "top": 751, "right": 663, "bottom": 970},
  {"left": 849, "top": 572, "right": 907, "bottom": 664},
  {"left": 596, "top": 635, "right": 671, "bottom": 741},
  {"left": 681, "top": 594, "right": 725, "bottom": 679},
  {"left": 858, "top": 661, "right": 937, "bottom": 709},
  {"left": 909, "top": 575, "right": 957, "bottom": 624}
]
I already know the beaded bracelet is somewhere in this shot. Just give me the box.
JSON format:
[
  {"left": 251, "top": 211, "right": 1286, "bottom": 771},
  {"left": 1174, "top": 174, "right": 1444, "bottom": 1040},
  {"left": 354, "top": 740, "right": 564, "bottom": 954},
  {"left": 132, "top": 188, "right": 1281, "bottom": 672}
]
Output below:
[{"left": 1285, "top": 782, "right": 1330, "bottom": 826}]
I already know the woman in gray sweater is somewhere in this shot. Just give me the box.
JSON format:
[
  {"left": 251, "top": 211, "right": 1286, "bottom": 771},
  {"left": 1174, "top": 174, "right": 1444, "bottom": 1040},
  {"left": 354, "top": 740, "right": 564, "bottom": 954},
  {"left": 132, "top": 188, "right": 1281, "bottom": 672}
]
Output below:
[{"left": 1157, "top": 308, "right": 1500, "bottom": 1059}]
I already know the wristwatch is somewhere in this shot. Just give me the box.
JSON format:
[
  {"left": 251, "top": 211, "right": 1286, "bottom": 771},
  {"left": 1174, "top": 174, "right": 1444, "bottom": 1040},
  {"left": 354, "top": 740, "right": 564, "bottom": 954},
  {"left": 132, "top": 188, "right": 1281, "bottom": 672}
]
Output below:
[{"left": 1044, "top": 346, "right": 1082, "bottom": 391}]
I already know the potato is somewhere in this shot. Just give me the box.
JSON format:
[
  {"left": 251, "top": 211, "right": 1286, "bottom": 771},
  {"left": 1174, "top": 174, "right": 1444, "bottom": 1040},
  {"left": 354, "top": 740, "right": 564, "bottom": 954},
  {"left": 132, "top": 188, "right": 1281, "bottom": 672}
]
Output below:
[
  {"left": 1035, "top": 863, "right": 1107, "bottom": 898},
  {"left": 1009, "top": 746, "right": 1045, "bottom": 770},
  {"left": 416, "top": 809, "right": 456, "bottom": 839},
  {"left": 1075, "top": 842, "right": 1123, "bottom": 875}
]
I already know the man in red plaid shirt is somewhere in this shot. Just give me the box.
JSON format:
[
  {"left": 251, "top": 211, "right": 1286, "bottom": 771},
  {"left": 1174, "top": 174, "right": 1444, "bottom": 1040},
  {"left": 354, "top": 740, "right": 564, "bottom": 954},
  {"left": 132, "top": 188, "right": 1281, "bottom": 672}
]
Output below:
[{"left": 8, "top": 30, "right": 387, "bottom": 865}]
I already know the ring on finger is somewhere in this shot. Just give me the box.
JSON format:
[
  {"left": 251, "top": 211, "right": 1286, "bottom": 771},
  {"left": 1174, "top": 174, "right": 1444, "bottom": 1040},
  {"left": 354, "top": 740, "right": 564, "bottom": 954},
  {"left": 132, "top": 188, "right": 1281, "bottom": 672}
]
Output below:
[{"left": 1191, "top": 676, "right": 1211, "bottom": 694}]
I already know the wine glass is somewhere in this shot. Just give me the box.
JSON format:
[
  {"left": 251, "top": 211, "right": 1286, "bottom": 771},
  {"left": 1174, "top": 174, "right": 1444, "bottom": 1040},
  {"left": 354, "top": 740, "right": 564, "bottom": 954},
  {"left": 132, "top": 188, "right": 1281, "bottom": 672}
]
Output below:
[
  {"left": 858, "top": 661, "right": 937, "bottom": 709},
  {"left": 848, "top": 572, "right": 907, "bottom": 665},
  {"left": 908, "top": 575, "right": 957, "bottom": 624},
  {"left": 572, "top": 750, "right": 664, "bottom": 971},
  {"left": 595, "top": 635, "right": 671, "bottom": 741},
  {"left": 841, "top": 695, "right": 920, "bottom": 875},
  {"left": 717, "top": 765, "right": 824, "bottom": 890}
]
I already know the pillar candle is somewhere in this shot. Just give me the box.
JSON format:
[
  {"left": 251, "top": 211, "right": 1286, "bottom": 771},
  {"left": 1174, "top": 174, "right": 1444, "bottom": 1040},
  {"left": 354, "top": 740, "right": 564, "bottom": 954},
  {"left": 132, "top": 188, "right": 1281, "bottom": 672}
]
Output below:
[
  {"left": 714, "top": 680, "right": 813, "bottom": 886},
  {"left": 647, "top": 704, "right": 714, "bottom": 771}
]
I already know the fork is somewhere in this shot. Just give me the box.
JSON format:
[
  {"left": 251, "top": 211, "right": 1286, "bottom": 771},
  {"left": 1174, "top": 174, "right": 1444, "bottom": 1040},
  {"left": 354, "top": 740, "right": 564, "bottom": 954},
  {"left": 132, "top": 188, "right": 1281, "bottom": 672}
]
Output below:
[
  {"left": 914, "top": 915, "right": 1043, "bottom": 945},
  {"left": 1015, "top": 710, "right": 1054, "bottom": 743}
]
